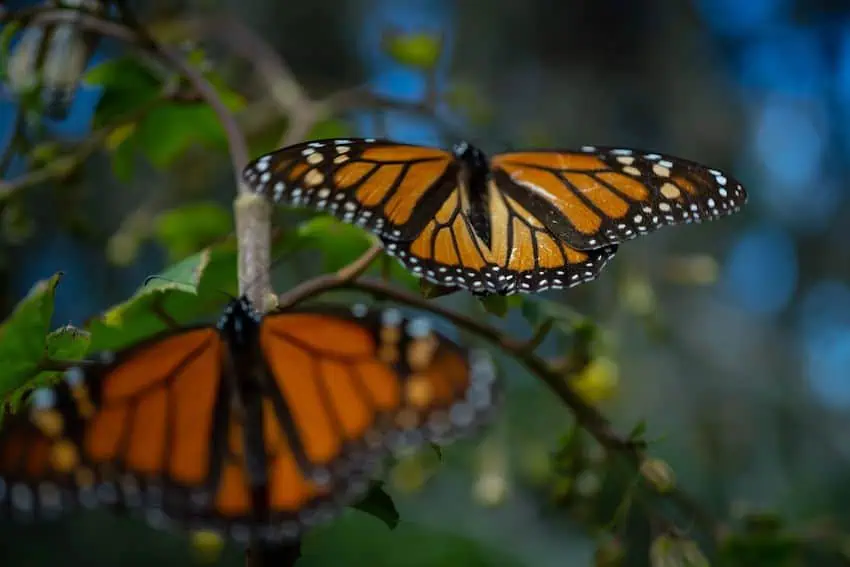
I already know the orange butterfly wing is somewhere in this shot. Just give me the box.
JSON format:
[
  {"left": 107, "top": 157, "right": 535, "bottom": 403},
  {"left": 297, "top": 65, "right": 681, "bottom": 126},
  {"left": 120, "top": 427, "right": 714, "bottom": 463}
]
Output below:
[
  {"left": 243, "top": 138, "right": 459, "bottom": 241},
  {"left": 378, "top": 177, "right": 618, "bottom": 295},
  {"left": 0, "top": 303, "right": 497, "bottom": 543},
  {"left": 258, "top": 305, "right": 496, "bottom": 453},
  {"left": 490, "top": 147, "right": 747, "bottom": 250}
]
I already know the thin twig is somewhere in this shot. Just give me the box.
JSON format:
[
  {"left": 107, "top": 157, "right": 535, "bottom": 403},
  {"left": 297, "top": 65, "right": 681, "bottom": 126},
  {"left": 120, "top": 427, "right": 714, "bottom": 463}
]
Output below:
[
  {"left": 277, "top": 244, "right": 384, "bottom": 309},
  {"left": 23, "top": 8, "right": 250, "bottom": 185},
  {"left": 276, "top": 275, "right": 721, "bottom": 538}
]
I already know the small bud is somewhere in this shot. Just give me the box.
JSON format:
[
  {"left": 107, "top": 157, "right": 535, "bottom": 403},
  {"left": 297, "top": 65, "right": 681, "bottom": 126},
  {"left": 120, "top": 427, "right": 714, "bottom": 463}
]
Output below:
[
  {"left": 382, "top": 30, "right": 442, "bottom": 70},
  {"left": 640, "top": 458, "right": 676, "bottom": 493}
]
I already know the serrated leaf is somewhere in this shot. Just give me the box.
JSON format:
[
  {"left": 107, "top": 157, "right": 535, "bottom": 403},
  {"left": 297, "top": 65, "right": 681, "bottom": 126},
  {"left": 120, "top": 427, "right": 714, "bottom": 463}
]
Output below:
[
  {"left": 382, "top": 31, "right": 442, "bottom": 70},
  {"left": 352, "top": 482, "right": 399, "bottom": 530},
  {"left": 87, "top": 237, "right": 244, "bottom": 353},
  {"left": 46, "top": 325, "right": 91, "bottom": 361},
  {"left": 18, "top": 325, "right": 92, "bottom": 394},
  {"left": 0, "top": 273, "right": 62, "bottom": 397},
  {"left": 153, "top": 202, "right": 233, "bottom": 263},
  {"left": 146, "top": 248, "right": 213, "bottom": 294}
]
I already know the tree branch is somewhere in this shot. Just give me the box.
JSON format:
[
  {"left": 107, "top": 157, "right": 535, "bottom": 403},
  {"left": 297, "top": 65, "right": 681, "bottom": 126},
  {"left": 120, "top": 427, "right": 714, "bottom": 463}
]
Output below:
[{"left": 276, "top": 274, "right": 721, "bottom": 539}]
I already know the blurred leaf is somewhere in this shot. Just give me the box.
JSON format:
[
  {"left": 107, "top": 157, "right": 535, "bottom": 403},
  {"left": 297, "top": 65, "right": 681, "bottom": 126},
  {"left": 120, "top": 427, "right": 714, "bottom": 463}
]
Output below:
[
  {"left": 480, "top": 295, "right": 510, "bottom": 317},
  {"left": 302, "top": 509, "right": 527, "bottom": 567},
  {"left": 15, "top": 325, "right": 93, "bottom": 399},
  {"left": 594, "top": 536, "right": 626, "bottom": 567},
  {"left": 29, "top": 140, "right": 61, "bottom": 166},
  {"left": 628, "top": 420, "right": 648, "bottom": 442},
  {"left": 352, "top": 482, "right": 399, "bottom": 530},
  {"left": 443, "top": 81, "right": 494, "bottom": 126},
  {"left": 0, "top": 273, "right": 62, "bottom": 397},
  {"left": 154, "top": 202, "right": 233, "bottom": 263},
  {"left": 1, "top": 200, "right": 35, "bottom": 244},
  {"left": 308, "top": 117, "right": 353, "bottom": 140},
  {"left": 190, "top": 530, "right": 225, "bottom": 564},
  {"left": 382, "top": 30, "right": 443, "bottom": 70},
  {"left": 570, "top": 356, "right": 619, "bottom": 405},
  {"left": 0, "top": 21, "right": 21, "bottom": 84},
  {"left": 650, "top": 535, "right": 709, "bottom": 567},
  {"left": 297, "top": 216, "right": 372, "bottom": 272},
  {"left": 478, "top": 294, "right": 523, "bottom": 318},
  {"left": 85, "top": 55, "right": 162, "bottom": 127},
  {"left": 135, "top": 103, "right": 226, "bottom": 168},
  {"left": 419, "top": 280, "right": 460, "bottom": 299},
  {"left": 108, "top": 131, "right": 138, "bottom": 182}
]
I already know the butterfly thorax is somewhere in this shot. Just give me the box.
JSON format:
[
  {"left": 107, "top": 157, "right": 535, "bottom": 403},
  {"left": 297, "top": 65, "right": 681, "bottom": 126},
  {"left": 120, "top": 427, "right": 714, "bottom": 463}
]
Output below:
[
  {"left": 217, "top": 297, "right": 271, "bottom": 502},
  {"left": 452, "top": 141, "right": 493, "bottom": 248}
]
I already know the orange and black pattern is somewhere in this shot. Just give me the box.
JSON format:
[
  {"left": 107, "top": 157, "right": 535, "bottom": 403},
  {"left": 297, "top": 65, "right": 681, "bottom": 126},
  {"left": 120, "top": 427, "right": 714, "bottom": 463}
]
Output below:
[
  {"left": 0, "top": 298, "right": 496, "bottom": 543},
  {"left": 243, "top": 138, "right": 746, "bottom": 295}
]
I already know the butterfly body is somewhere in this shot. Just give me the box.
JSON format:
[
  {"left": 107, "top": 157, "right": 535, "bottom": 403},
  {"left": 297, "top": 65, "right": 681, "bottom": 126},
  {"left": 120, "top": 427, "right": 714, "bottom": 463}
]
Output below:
[
  {"left": 243, "top": 138, "right": 746, "bottom": 295},
  {"left": 0, "top": 297, "right": 496, "bottom": 542}
]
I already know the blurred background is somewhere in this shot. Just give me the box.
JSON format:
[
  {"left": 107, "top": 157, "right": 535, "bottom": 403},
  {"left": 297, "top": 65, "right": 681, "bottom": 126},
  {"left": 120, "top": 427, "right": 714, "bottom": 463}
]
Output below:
[{"left": 2, "top": 0, "right": 850, "bottom": 566}]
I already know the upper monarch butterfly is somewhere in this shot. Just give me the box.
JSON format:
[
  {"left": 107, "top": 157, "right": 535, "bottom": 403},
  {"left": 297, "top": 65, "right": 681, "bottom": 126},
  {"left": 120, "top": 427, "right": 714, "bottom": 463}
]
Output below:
[
  {"left": 243, "top": 138, "right": 747, "bottom": 295},
  {"left": 0, "top": 296, "right": 496, "bottom": 543}
]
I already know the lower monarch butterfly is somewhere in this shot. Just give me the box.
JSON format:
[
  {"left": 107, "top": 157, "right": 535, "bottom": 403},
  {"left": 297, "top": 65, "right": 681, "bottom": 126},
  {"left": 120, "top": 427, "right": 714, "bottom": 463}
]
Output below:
[
  {"left": 243, "top": 138, "right": 747, "bottom": 295},
  {"left": 0, "top": 296, "right": 496, "bottom": 543}
]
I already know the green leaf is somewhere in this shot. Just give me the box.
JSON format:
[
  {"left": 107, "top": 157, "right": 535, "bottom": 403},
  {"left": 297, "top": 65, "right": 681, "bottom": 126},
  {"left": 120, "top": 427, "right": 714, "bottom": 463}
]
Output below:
[
  {"left": 479, "top": 295, "right": 510, "bottom": 317},
  {"left": 382, "top": 31, "right": 443, "bottom": 70},
  {"left": 0, "top": 273, "right": 62, "bottom": 397},
  {"left": 302, "top": 510, "right": 527, "bottom": 567},
  {"left": 307, "top": 117, "right": 353, "bottom": 140},
  {"left": 0, "top": 21, "right": 21, "bottom": 84},
  {"left": 46, "top": 325, "right": 91, "bottom": 361},
  {"left": 135, "top": 103, "right": 223, "bottom": 168},
  {"left": 11, "top": 325, "right": 93, "bottom": 403},
  {"left": 153, "top": 202, "right": 233, "bottom": 263},
  {"left": 146, "top": 247, "right": 214, "bottom": 294},
  {"left": 419, "top": 281, "right": 460, "bottom": 299},
  {"left": 85, "top": 55, "right": 162, "bottom": 127},
  {"left": 297, "top": 216, "right": 373, "bottom": 272},
  {"left": 87, "top": 236, "right": 246, "bottom": 353},
  {"left": 352, "top": 482, "right": 399, "bottom": 530}
]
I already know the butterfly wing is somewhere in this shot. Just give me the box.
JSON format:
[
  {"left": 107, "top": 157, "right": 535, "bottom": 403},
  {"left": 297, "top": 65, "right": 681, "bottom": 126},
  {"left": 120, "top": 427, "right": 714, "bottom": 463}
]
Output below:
[
  {"left": 242, "top": 138, "right": 460, "bottom": 241},
  {"left": 490, "top": 147, "right": 747, "bottom": 250},
  {"left": 0, "top": 328, "right": 227, "bottom": 523},
  {"left": 258, "top": 305, "right": 497, "bottom": 458},
  {"left": 379, "top": 178, "right": 618, "bottom": 295},
  {"left": 0, "top": 327, "right": 357, "bottom": 543}
]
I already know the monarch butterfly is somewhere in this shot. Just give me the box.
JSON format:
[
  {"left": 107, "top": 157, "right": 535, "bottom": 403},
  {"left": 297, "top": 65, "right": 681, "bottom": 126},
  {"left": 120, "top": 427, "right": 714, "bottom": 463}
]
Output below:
[
  {"left": 243, "top": 138, "right": 747, "bottom": 295},
  {"left": 0, "top": 296, "right": 496, "bottom": 543}
]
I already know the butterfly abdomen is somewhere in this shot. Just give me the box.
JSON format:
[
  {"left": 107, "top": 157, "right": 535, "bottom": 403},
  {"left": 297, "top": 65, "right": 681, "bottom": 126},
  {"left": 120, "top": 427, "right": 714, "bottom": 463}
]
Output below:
[{"left": 453, "top": 142, "right": 493, "bottom": 248}]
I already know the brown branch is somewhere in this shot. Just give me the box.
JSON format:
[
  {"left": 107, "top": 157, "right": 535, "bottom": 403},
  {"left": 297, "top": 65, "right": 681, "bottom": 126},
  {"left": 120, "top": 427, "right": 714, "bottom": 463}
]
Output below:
[
  {"left": 276, "top": 274, "right": 721, "bottom": 539},
  {"left": 22, "top": 8, "right": 249, "bottom": 185},
  {"left": 277, "top": 244, "right": 384, "bottom": 309}
]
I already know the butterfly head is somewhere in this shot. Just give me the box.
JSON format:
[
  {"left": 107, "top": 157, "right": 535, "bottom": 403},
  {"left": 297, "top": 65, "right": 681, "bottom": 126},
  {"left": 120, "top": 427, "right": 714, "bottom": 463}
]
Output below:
[
  {"left": 217, "top": 295, "right": 262, "bottom": 346},
  {"left": 452, "top": 141, "right": 490, "bottom": 173}
]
